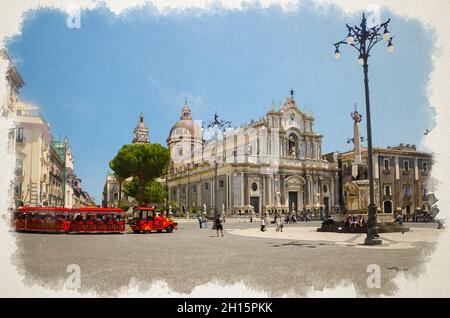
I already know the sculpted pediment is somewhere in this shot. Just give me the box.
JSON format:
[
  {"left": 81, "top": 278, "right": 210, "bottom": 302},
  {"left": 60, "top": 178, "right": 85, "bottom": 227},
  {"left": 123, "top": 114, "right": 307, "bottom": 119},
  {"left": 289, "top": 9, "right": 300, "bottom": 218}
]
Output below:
[{"left": 281, "top": 108, "right": 305, "bottom": 131}]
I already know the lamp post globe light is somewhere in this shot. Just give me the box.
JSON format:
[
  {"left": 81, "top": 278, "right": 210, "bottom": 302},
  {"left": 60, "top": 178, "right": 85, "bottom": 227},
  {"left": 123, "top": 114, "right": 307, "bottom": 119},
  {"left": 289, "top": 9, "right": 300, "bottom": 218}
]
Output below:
[
  {"left": 333, "top": 13, "right": 395, "bottom": 245},
  {"left": 205, "top": 113, "right": 231, "bottom": 223}
]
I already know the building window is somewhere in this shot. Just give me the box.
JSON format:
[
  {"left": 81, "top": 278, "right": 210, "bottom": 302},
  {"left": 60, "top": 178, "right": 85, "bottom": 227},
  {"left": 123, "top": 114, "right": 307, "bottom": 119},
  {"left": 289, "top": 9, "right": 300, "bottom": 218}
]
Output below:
[
  {"left": 16, "top": 128, "right": 24, "bottom": 143},
  {"left": 218, "top": 180, "right": 224, "bottom": 188},
  {"left": 204, "top": 183, "right": 209, "bottom": 191},
  {"left": 323, "top": 184, "right": 328, "bottom": 193},
  {"left": 383, "top": 159, "right": 390, "bottom": 171},
  {"left": 252, "top": 182, "right": 258, "bottom": 192},
  {"left": 422, "top": 161, "right": 428, "bottom": 172},
  {"left": 403, "top": 160, "right": 410, "bottom": 172},
  {"left": 14, "top": 181, "right": 22, "bottom": 196},
  {"left": 403, "top": 184, "right": 412, "bottom": 197},
  {"left": 113, "top": 192, "right": 119, "bottom": 201},
  {"left": 15, "top": 159, "right": 23, "bottom": 177},
  {"left": 384, "top": 185, "right": 391, "bottom": 196},
  {"left": 192, "top": 185, "right": 197, "bottom": 193},
  {"left": 288, "top": 134, "right": 297, "bottom": 157}
]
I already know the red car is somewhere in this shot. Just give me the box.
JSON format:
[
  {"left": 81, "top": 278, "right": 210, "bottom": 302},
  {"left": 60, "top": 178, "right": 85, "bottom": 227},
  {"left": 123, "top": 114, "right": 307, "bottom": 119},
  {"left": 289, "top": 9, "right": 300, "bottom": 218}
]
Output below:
[{"left": 130, "top": 206, "right": 177, "bottom": 233}]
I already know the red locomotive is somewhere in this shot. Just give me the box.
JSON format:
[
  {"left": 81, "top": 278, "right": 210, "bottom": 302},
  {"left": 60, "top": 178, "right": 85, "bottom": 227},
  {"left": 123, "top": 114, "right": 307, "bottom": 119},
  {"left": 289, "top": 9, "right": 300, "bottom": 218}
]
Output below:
[{"left": 130, "top": 206, "right": 177, "bottom": 233}]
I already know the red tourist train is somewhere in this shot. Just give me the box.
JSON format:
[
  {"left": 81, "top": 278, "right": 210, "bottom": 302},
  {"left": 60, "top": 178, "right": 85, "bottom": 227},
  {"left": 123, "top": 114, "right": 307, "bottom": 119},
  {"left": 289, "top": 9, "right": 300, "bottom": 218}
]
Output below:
[
  {"left": 14, "top": 206, "right": 126, "bottom": 234},
  {"left": 130, "top": 206, "right": 177, "bottom": 233}
]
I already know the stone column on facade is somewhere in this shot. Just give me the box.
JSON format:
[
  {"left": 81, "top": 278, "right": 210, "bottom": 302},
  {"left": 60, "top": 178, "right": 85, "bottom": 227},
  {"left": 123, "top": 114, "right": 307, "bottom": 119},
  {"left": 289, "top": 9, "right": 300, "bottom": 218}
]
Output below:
[
  {"left": 414, "top": 158, "right": 419, "bottom": 181},
  {"left": 330, "top": 176, "right": 335, "bottom": 209},
  {"left": 414, "top": 158, "right": 419, "bottom": 211},
  {"left": 395, "top": 156, "right": 400, "bottom": 180},
  {"left": 234, "top": 173, "right": 237, "bottom": 208},
  {"left": 268, "top": 174, "right": 273, "bottom": 205},
  {"left": 243, "top": 173, "right": 248, "bottom": 206},
  {"left": 262, "top": 174, "right": 266, "bottom": 212},
  {"left": 394, "top": 155, "right": 400, "bottom": 211},
  {"left": 239, "top": 173, "right": 243, "bottom": 207},
  {"left": 374, "top": 153, "right": 379, "bottom": 179},
  {"left": 310, "top": 176, "right": 314, "bottom": 205}
]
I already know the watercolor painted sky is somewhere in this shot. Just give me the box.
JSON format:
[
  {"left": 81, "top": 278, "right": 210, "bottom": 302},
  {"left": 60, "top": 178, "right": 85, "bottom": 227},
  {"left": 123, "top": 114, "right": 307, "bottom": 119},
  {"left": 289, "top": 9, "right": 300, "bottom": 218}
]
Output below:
[{"left": 6, "top": 2, "right": 434, "bottom": 203}]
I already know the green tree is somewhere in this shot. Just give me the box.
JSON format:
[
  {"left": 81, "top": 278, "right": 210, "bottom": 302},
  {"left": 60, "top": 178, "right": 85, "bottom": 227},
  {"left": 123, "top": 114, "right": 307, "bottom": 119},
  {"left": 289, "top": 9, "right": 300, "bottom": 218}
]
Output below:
[
  {"left": 123, "top": 178, "right": 166, "bottom": 205},
  {"left": 109, "top": 143, "right": 170, "bottom": 205},
  {"left": 122, "top": 177, "right": 140, "bottom": 198},
  {"left": 143, "top": 180, "right": 167, "bottom": 205},
  {"left": 109, "top": 144, "right": 136, "bottom": 206}
]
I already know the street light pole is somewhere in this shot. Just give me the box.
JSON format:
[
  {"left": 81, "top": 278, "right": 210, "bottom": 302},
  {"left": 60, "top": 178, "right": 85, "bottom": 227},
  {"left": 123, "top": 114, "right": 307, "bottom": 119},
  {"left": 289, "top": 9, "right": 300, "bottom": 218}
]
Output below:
[
  {"left": 333, "top": 13, "right": 395, "bottom": 245},
  {"left": 206, "top": 113, "right": 231, "bottom": 220}
]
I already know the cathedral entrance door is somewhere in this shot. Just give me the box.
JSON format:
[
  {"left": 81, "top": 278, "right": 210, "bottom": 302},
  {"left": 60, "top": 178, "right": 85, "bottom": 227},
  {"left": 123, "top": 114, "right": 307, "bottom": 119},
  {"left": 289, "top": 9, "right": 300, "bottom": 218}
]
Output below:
[
  {"left": 288, "top": 192, "right": 298, "bottom": 213},
  {"left": 250, "top": 197, "right": 260, "bottom": 214}
]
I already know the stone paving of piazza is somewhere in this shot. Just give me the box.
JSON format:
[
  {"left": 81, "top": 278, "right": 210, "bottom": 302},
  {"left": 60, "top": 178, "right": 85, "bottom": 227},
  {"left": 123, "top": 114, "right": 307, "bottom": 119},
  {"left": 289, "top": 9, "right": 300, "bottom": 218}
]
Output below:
[{"left": 12, "top": 220, "right": 441, "bottom": 297}]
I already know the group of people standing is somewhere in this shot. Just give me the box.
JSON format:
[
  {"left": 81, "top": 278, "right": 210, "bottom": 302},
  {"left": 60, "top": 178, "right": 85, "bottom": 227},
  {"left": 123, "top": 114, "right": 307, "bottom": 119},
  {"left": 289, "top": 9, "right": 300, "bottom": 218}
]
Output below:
[
  {"left": 344, "top": 215, "right": 365, "bottom": 227},
  {"left": 197, "top": 212, "right": 225, "bottom": 237},
  {"left": 260, "top": 213, "right": 287, "bottom": 232}
]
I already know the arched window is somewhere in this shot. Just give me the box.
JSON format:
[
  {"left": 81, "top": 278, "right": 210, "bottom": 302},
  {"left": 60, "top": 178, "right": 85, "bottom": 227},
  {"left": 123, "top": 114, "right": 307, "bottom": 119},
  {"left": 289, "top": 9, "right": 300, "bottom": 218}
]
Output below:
[{"left": 288, "top": 133, "right": 297, "bottom": 157}]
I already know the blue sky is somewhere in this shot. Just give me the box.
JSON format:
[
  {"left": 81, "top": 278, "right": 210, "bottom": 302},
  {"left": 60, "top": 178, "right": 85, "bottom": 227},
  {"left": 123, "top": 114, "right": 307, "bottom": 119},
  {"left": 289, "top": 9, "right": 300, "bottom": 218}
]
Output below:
[{"left": 6, "top": 1, "right": 434, "bottom": 203}]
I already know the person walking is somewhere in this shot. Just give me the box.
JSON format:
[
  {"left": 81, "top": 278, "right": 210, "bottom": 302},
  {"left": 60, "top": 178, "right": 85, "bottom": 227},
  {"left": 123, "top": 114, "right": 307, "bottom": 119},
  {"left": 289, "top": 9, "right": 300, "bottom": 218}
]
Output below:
[
  {"left": 215, "top": 214, "right": 224, "bottom": 237},
  {"left": 276, "top": 214, "right": 284, "bottom": 232},
  {"left": 197, "top": 214, "right": 202, "bottom": 229},
  {"left": 202, "top": 213, "right": 208, "bottom": 229},
  {"left": 260, "top": 215, "right": 267, "bottom": 232}
]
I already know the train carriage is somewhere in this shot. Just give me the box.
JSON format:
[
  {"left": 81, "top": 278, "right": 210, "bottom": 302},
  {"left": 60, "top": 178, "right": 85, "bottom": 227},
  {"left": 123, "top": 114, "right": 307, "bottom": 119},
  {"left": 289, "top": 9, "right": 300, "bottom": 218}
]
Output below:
[
  {"left": 69, "top": 207, "right": 126, "bottom": 234},
  {"left": 14, "top": 206, "right": 125, "bottom": 234},
  {"left": 15, "top": 207, "right": 72, "bottom": 233}
]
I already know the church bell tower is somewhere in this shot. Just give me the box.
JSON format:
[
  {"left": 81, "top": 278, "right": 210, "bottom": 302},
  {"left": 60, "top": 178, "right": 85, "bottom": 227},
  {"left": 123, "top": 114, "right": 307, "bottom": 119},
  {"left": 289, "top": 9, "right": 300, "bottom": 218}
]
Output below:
[{"left": 133, "top": 112, "right": 149, "bottom": 144}]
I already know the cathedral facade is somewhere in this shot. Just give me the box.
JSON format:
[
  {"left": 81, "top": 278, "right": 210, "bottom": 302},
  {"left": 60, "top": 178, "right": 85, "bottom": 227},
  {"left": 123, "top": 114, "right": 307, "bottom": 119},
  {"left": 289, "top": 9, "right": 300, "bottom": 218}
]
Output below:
[{"left": 166, "top": 95, "right": 341, "bottom": 218}]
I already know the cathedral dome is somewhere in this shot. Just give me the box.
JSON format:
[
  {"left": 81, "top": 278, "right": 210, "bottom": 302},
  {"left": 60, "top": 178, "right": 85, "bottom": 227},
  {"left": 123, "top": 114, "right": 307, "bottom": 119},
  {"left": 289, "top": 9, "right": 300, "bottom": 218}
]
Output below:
[{"left": 168, "top": 102, "right": 202, "bottom": 139}]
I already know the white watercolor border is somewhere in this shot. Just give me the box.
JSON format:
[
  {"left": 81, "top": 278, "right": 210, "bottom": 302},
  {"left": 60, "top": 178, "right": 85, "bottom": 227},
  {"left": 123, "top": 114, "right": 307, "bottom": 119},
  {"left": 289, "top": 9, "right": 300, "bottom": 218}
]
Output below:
[{"left": 0, "top": 0, "right": 449, "bottom": 297}]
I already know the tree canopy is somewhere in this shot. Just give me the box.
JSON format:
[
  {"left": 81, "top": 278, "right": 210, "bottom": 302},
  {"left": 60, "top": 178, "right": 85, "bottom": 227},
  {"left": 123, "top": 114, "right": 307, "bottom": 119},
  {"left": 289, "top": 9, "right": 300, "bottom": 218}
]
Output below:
[{"left": 109, "top": 143, "right": 170, "bottom": 205}]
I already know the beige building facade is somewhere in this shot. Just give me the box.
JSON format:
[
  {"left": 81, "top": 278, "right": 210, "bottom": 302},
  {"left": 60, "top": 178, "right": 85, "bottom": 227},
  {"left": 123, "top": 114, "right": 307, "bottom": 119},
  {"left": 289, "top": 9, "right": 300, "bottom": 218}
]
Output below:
[
  {"left": 167, "top": 95, "right": 341, "bottom": 218},
  {"left": 1, "top": 49, "right": 25, "bottom": 211},
  {"left": 14, "top": 101, "right": 55, "bottom": 206}
]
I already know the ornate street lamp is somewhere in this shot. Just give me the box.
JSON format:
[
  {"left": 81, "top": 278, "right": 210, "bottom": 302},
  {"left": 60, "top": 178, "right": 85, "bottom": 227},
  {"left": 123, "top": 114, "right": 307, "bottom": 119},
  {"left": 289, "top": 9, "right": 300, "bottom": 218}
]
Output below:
[
  {"left": 333, "top": 13, "right": 394, "bottom": 245},
  {"left": 205, "top": 113, "right": 231, "bottom": 221}
]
